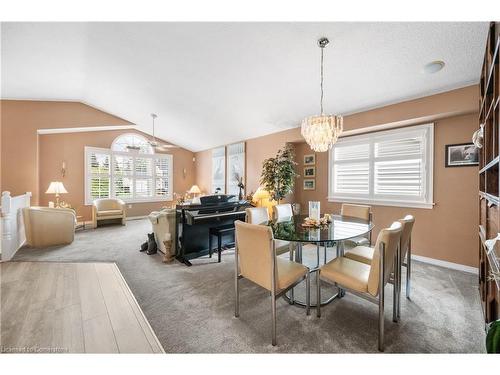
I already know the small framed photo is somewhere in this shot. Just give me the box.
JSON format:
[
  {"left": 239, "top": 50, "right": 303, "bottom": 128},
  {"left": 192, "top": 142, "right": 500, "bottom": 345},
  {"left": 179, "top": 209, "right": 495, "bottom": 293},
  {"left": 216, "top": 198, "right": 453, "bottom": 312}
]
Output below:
[
  {"left": 303, "top": 179, "right": 315, "bottom": 190},
  {"left": 304, "top": 166, "right": 316, "bottom": 177},
  {"left": 304, "top": 154, "right": 315, "bottom": 165},
  {"left": 445, "top": 143, "right": 479, "bottom": 167}
]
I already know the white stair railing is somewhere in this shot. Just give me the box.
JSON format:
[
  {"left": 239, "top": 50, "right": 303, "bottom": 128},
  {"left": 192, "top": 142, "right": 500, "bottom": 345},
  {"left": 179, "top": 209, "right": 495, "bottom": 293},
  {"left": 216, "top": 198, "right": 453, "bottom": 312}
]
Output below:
[{"left": 1, "top": 191, "right": 31, "bottom": 261}]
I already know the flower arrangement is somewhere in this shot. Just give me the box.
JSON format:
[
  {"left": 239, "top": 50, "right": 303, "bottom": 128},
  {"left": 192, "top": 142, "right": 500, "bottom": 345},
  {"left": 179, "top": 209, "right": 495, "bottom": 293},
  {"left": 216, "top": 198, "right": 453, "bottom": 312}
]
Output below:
[
  {"left": 302, "top": 214, "right": 332, "bottom": 228},
  {"left": 174, "top": 192, "right": 186, "bottom": 205}
]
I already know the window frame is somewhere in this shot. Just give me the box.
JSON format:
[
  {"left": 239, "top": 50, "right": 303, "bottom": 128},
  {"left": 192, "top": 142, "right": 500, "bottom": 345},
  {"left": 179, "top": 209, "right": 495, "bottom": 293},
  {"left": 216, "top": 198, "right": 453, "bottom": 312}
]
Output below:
[
  {"left": 85, "top": 146, "right": 173, "bottom": 205},
  {"left": 328, "top": 123, "right": 434, "bottom": 209}
]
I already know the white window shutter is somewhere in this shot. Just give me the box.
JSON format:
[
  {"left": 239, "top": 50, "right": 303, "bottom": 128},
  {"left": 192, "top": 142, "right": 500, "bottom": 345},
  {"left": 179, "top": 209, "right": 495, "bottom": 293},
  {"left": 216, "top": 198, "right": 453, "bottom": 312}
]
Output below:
[
  {"left": 333, "top": 162, "right": 370, "bottom": 194},
  {"left": 328, "top": 123, "right": 434, "bottom": 209},
  {"left": 85, "top": 146, "right": 173, "bottom": 204},
  {"left": 374, "top": 159, "right": 422, "bottom": 197}
]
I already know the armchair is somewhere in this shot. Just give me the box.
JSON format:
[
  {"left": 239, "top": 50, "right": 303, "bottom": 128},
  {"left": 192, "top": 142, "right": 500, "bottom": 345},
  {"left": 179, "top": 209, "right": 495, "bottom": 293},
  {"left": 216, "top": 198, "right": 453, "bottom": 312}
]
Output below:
[
  {"left": 148, "top": 208, "right": 176, "bottom": 262},
  {"left": 92, "top": 198, "right": 126, "bottom": 228},
  {"left": 22, "top": 207, "right": 76, "bottom": 247}
]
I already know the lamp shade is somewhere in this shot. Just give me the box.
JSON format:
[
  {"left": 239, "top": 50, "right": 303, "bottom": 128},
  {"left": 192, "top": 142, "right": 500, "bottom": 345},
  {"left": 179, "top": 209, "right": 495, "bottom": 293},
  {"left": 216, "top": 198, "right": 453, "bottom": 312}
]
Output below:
[
  {"left": 188, "top": 185, "right": 201, "bottom": 194},
  {"left": 45, "top": 181, "right": 68, "bottom": 194},
  {"left": 253, "top": 186, "right": 270, "bottom": 200}
]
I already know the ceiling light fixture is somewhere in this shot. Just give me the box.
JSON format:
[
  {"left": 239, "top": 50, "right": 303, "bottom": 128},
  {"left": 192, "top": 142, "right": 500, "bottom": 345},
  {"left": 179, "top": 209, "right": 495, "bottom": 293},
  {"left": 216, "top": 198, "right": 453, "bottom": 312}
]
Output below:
[
  {"left": 301, "top": 37, "right": 343, "bottom": 152},
  {"left": 148, "top": 113, "right": 178, "bottom": 150},
  {"left": 149, "top": 113, "right": 160, "bottom": 147},
  {"left": 423, "top": 60, "right": 445, "bottom": 74}
]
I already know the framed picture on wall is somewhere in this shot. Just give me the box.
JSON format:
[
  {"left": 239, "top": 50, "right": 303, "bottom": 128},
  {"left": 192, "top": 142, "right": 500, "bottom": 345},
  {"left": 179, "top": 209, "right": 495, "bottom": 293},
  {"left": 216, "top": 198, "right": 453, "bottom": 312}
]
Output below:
[
  {"left": 445, "top": 143, "right": 479, "bottom": 167},
  {"left": 304, "top": 154, "right": 315, "bottom": 165},
  {"left": 303, "top": 179, "right": 315, "bottom": 190},
  {"left": 304, "top": 166, "right": 316, "bottom": 178}
]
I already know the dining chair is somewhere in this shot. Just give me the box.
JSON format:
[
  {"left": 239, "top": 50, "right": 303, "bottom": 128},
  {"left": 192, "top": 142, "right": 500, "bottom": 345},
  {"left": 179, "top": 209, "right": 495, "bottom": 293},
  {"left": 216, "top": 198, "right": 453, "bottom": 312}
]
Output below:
[
  {"left": 272, "top": 203, "right": 294, "bottom": 222},
  {"left": 317, "top": 221, "right": 402, "bottom": 351},
  {"left": 234, "top": 220, "right": 310, "bottom": 346},
  {"left": 246, "top": 207, "right": 293, "bottom": 257},
  {"left": 344, "top": 215, "right": 415, "bottom": 301},
  {"left": 246, "top": 206, "right": 269, "bottom": 225},
  {"left": 341, "top": 203, "right": 372, "bottom": 246}
]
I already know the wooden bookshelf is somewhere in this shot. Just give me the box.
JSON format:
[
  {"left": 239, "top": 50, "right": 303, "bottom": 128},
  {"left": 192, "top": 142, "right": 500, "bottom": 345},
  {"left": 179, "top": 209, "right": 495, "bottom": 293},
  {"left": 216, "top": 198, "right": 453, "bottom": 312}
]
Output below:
[{"left": 478, "top": 22, "right": 500, "bottom": 326}]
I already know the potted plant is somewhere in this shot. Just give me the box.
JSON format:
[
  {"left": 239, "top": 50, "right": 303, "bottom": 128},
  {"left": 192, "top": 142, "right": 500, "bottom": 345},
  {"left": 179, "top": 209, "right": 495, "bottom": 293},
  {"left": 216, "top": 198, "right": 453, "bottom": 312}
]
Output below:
[{"left": 260, "top": 145, "right": 298, "bottom": 203}]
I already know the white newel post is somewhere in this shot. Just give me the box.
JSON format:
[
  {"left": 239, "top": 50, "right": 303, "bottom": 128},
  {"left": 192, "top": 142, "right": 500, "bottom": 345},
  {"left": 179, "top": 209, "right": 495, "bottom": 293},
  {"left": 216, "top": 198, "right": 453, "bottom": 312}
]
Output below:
[
  {"left": 1, "top": 191, "right": 31, "bottom": 261},
  {"left": 1, "top": 191, "right": 14, "bottom": 259}
]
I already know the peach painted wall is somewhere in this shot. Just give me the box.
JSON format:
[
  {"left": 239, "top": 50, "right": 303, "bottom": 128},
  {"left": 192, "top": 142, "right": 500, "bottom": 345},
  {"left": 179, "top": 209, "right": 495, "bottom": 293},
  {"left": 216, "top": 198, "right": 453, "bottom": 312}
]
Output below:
[
  {"left": 195, "top": 85, "right": 480, "bottom": 267},
  {"left": 1, "top": 100, "right": 132, "bottom": 204},
  {"left": 294, "top": 113, "right": 479, "bottom": 267},
  {"left": 38, "top": 129, "right": 195, "bottom": 221}
]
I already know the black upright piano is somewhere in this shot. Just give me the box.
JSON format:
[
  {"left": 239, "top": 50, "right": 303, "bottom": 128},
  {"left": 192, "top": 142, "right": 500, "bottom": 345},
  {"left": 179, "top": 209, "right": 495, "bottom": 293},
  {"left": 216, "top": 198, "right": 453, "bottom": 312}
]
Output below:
[{"left": 176, "top": 194, "right": 251, "bottom": 266}]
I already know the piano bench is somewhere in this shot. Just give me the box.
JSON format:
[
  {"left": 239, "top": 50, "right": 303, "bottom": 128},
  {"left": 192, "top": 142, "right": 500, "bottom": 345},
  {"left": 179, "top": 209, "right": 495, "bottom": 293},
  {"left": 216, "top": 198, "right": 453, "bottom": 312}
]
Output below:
[{"left": 208, "top": 224, "right": 235, "bottom": 263}]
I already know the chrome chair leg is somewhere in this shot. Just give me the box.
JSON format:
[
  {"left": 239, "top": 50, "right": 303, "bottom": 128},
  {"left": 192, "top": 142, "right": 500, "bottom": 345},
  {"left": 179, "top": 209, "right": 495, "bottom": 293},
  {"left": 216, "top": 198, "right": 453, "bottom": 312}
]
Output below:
[
  {"left": 397, "top": 242, "right": 402, "bottom": 320},
  {"left": 406, "top": 238, "right": 412, "bottom": 299},
  {"left": 289, "top": 242, "right": 295, "bottom": 304},
  {"left": 235, "top": 245, "right": 240, "bottom": 318},
  {"left": 338, "top": 241, "right": 345, "bottom": 298},
  {"left": 378, "top": 242, "right": 385, "bottom": 352},
  {"left": 306, "top": 273, "right": 311, "bottom": 316},
  {"left": 316, "top": 243, "right": 320, "bottom": 268},
  {"left": 235, "top": 276, "right": 239, "bottom": 318},
  {"left": 392, "top": 253, "right": 397, "bottom": 323},
  {"left": 316, "top": 271, "right": 321, "bottom": 318},
  {"left": 271, "top": 294, "right": 277, "bottom": 346}
]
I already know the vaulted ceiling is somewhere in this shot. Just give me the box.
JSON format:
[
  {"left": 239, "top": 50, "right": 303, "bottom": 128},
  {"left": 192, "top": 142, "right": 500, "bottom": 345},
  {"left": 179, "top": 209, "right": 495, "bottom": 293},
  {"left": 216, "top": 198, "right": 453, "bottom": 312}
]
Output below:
[{"left": 1, "top": 22, "right": 489, "bottom": 151}]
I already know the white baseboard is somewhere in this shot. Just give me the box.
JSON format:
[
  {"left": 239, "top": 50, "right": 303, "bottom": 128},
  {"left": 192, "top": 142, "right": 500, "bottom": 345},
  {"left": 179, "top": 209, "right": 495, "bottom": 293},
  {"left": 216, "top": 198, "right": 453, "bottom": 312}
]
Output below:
[
  {"left": 411, "top": 254, "right": 478, "bottom": 274},
  {"left": 126, "top": 216, "right": 148, "bottom": 221}
]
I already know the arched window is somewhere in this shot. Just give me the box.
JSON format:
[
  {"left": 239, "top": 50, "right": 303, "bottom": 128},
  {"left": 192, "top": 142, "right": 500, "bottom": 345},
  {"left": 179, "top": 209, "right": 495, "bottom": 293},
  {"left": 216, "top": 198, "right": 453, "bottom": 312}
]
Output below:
[
  {"left": 111, "top": 133, "right": 154, "bottom": 154},
  {"left": 85, "top": 133, "right": 172, "bottom": 204}
]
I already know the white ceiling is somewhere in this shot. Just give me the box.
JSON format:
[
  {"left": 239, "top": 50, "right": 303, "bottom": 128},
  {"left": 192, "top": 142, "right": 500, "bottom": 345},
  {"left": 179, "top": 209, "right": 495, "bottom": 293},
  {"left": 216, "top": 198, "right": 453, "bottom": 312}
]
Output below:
[{"left": 1, "top": 22, "right": 489, "bottom": 151}]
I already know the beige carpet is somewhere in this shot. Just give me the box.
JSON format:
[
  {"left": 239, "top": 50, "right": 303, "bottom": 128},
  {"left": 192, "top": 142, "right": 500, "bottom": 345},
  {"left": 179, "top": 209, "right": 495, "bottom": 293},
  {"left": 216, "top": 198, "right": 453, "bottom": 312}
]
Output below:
[{"left": 12, "top": 219, "right": 485, "bottom": 353}]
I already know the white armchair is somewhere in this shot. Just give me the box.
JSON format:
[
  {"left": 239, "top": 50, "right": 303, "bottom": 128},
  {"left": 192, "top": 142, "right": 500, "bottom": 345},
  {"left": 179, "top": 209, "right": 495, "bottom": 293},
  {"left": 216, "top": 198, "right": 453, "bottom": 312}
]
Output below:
[
  {"left": 23, "top": 207, "right": 76, "bottom": 247},
  {"left": 148, "top": 208, "right": 176, "bottom": 262},
  {"left": 92, "top": 198, "right": 126, "bottom": 228}
]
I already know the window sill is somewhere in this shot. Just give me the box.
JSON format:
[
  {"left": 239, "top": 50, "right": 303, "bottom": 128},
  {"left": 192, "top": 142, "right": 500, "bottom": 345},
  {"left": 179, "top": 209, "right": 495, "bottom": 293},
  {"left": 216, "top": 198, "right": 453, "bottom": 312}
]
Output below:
[
  {"left": 327, "top": 196, "right": 434, "bottom": 209},
  {"left": 85, "top": 197, "right": 173, "bottom": 206}
]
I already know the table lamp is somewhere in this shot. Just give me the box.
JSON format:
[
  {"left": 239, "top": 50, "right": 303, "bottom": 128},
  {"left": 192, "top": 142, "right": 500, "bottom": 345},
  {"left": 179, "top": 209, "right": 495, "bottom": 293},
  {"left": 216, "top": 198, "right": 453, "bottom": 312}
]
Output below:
[
  {"left": 188, "top": 185, "right": 202, "bottom": 204},
  {"left": 252, "top": 186, "right": 270, "bottom": 207},
  {"left": 46, "top": 181, "right": 68, "bottom": 208}
]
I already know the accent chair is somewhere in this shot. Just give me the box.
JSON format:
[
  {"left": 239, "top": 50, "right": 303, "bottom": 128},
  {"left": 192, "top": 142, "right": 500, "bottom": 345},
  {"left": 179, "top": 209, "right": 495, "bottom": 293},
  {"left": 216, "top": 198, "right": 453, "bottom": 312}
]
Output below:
[
  {"left": 92, "top": 198, "right": 126, "bottom": 228},
  {"left": 22, "top": 206, "right": 76, "bottom": 247}
]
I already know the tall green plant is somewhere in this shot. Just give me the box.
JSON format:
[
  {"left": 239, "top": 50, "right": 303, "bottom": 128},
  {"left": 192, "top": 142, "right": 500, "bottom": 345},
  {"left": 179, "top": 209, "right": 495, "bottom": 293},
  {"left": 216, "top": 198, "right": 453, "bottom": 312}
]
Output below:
[{"left": 260, "top": 145, "right": 298, "bottom": 202}]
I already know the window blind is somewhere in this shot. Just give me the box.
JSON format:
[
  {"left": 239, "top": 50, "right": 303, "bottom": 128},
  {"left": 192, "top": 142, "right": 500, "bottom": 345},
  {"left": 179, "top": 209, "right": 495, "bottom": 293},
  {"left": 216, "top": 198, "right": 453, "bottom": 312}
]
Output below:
[
  {"left": 328, "top": 123, "right": 434, "bottom": 209},
  {"left": 85, "top": 147, "right": 173, "bottom": 204}
]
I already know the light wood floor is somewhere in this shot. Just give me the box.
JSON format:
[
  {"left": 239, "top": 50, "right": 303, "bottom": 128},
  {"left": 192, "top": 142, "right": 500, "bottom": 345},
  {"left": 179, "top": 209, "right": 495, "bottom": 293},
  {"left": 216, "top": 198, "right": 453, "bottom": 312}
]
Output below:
[{"left": 0, "top": 261, "right": 164, "bottom": 353}]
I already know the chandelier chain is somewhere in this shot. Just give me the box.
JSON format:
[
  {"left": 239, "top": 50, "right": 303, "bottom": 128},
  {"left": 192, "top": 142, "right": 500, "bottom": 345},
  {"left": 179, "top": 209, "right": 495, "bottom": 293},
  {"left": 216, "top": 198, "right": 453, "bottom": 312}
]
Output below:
[{"left": 320, "top": 47, "right": 324, "bottom": 115}]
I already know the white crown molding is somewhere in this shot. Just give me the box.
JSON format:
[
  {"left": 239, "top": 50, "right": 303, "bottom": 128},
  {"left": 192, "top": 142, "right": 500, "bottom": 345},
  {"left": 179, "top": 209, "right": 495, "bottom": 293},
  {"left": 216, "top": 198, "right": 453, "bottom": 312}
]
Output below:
[
  {"left": 411, "top": 254, "right": 478, "bottom": 274},
  {"left": 37, "top": 125, "right": 136, "bottom": 135}
]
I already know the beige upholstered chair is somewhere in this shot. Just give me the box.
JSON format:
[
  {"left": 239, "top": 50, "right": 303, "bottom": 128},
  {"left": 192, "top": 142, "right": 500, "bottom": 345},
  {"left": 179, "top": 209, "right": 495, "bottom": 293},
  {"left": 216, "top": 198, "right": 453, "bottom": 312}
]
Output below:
[
  {"left": 22, "top": 207, "right": 76, "bottom": 247},
  {"left": 234, "top": 220, "right": 310, "bottom": 346},
  {"left": 92, "top": 198, "right": 126, "bottom": 228},
  {"left": 246, "top": 206, "right": 269, "bottom": 225},
  {"left": 246, "top": 207, "right": 293, "bottom": 257},
  {"left": 148, "top": 209, "right": 176, "bottom": 262},
  {"left": 272, "top": 203, "right": 294, "bottom": 222},
  {"left": 344, "top": 215, "right": 415, "bottom": 300},
  {"left": 341, "top": 203, "right": 372, "bottom": 246},
  {"left": 317, "top": 221, "right": 402, "bottom": 351}
]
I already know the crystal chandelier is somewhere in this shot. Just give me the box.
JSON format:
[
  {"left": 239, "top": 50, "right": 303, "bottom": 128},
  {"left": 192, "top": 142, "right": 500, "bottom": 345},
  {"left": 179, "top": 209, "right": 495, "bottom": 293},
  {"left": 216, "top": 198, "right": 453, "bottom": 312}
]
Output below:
[{"left": 301, "top": 37, "right": 343, "bottom": 152}]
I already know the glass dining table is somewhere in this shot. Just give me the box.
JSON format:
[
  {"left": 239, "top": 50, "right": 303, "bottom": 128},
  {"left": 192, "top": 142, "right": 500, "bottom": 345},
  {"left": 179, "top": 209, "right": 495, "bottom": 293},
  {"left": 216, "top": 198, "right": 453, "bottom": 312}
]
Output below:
[{"left": 270, "top": 214, "right": 374, "bottom": 307}]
